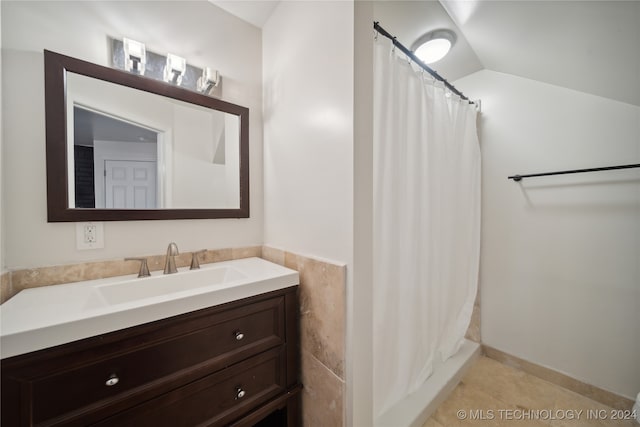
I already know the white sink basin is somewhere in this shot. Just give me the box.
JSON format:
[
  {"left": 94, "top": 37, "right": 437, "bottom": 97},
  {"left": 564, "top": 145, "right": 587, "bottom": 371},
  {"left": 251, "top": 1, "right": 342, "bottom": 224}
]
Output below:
[
  {"left": 97, "top": 265, "right": 247, "bottom": 305},
  {"left": 0, "top": 257, "right": 298, "bottom": 359}
]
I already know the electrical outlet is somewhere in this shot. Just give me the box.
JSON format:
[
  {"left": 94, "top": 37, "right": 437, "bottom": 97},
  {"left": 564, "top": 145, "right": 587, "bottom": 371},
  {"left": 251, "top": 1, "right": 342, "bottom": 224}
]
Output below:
[
  {"left": 76, "top": 222, "right": 104, "bottom": 250},
  {"left": 84, "top": 224, "right": 97, "bottom": 243}
]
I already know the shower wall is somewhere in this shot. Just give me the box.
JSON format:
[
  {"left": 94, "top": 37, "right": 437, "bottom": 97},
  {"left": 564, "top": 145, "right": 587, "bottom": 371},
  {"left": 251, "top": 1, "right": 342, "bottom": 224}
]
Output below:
[{"left": 456, "top": 69, "right": 640, "bottom": 400}]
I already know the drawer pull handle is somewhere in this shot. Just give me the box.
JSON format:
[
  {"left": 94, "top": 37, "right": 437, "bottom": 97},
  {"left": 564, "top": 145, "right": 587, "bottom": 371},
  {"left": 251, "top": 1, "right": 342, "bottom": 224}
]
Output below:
[
  {"left": 236, "top": 387, "right": 246, "bottom": 399},
  {"left": 105, "top": 375, "right": 119, "bottom": 387},
  {"left": 235, "top": 331, "right": 245, "bottom": 341}
]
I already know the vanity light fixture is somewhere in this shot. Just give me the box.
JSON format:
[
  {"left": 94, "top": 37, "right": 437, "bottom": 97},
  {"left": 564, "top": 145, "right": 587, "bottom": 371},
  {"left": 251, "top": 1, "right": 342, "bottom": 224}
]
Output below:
[
  {"left": 123, "top": 38, "right": 146, "bottom": 75},
  {"left": 411, "top": 28, "right": 457, "bottom": 64},
  {"left": 112, "top": 37, "right": 221, "bottom": 96},
  {"left": 197, "top": 67, "right": 220, "bottom": 95},
  {"left": 164, "top": 53, "right": 186, "bottom": 85}
]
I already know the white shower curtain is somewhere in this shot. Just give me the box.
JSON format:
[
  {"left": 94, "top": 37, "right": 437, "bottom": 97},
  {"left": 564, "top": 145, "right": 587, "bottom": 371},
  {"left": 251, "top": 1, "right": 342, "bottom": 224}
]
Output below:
[{"left": 372, "top": 36, "right": 481, "bottom": 417}]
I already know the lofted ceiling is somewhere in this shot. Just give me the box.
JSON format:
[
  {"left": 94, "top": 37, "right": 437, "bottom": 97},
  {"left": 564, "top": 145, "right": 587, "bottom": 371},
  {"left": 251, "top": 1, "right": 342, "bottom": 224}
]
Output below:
[
  {"left": 440, "top": 0, "right": 640, "bottom": 106},
  {"left": 376, "top": 0, "right": 640, "bottom": 107},
  {"left": 212, "top": 0, "right": 640, "bottom": 107},
  {"left": 208, "top": 0, "right": 279, "bottom": 28}
]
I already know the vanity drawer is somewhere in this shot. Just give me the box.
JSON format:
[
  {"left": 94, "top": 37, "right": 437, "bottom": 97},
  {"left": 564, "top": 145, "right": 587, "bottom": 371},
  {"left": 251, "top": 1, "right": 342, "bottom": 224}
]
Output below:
[
  {"left": 3, "top": 295, "right": 286, "bottom": 426},
  {"left": 94, "top": 347, "right": 286, "bottom": 427}
]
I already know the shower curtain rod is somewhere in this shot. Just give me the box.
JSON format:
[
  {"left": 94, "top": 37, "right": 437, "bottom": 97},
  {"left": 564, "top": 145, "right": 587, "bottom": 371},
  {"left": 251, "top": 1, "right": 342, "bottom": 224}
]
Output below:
[
  {"left": 508, "top": 163, "right": 640, "bottom": 182},
  {"left": 374, "top": 21, "right": 476, "bottom": 105}
]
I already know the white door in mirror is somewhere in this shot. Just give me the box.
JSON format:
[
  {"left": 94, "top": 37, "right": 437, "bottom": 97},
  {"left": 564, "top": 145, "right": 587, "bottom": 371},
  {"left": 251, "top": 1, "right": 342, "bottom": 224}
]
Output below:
[{"left": 105, "top": 160, "right": 157, "bottom": 209}]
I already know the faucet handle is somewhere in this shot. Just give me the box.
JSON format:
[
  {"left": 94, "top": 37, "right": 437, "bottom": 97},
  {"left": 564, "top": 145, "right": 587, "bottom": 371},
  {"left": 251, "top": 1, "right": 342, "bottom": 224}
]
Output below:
[
  {"left": 190, "top": 250, "right": 207, "bottom": 270},
  {"left": 125, "top": 257, "right": 151, "bottom": 278}
]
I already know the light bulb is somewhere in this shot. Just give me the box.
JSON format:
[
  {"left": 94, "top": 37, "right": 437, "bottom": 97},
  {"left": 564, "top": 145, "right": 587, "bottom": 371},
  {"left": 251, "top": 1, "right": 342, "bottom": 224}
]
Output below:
[{"left": 414, "top": 38, "right": 452, "bottom": 64}]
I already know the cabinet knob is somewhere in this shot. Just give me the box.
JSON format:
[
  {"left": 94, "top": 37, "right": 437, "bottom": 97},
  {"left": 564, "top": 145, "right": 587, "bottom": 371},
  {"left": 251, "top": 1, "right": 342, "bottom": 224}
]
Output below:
[
  {"left": 236, "top": 387, "right": 246, "bottom": 399},
  {"left": 105, "top": 375, "right": 119, "bottom": 387},
  {"left": 235, "top": 331, "right": 244, "bottom": 341}
]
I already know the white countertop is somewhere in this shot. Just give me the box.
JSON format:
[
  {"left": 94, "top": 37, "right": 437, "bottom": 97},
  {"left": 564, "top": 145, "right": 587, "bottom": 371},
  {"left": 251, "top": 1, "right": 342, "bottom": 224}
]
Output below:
[{"left": 0, "top": 257, "right": 298, "bottom": 359}]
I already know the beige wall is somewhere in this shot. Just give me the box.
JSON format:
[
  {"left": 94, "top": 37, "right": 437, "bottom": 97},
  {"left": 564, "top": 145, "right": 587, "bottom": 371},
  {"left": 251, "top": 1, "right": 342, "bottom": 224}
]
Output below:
[
  {"left": 262, "top": 1, "right": 354, "bottom": 264},
  {"left": 351, "top": 1, "right": 375, "bottom": 426},
  {"left": 1, "top": 1, "right": 263, "bottom": 269}
]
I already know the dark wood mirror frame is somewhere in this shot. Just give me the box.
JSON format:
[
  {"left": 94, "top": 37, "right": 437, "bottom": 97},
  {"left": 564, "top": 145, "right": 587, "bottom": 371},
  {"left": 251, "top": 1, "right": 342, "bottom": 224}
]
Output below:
[{"left": 45, "top": 50, "right": 249, "bottom": 222}]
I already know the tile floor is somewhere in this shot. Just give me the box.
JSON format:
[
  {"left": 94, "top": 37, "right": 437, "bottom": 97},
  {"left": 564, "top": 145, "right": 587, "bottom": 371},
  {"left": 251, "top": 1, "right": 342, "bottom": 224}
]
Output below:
[{"left": 423, "top": 357, "right": 638, "bottom": 427}]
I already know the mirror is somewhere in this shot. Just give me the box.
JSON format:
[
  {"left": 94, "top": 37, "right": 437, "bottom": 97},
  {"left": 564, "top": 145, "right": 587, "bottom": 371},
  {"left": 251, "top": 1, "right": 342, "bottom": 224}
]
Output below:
[{"left": 45, "top": 50, "right": 249, "bottom": 221}]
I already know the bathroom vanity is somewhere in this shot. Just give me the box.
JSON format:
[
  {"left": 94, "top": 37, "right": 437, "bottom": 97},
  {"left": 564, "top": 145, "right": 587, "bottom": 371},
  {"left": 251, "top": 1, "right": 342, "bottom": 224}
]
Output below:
[{"left": 1, "top": 258, "right": 301, "bottom": 426}]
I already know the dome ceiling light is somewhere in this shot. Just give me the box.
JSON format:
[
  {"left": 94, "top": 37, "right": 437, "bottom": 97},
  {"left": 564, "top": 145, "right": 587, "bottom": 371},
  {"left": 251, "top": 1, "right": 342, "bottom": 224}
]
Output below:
[{"left": 411, "top": 29, "right": 457, "bottom": 64}]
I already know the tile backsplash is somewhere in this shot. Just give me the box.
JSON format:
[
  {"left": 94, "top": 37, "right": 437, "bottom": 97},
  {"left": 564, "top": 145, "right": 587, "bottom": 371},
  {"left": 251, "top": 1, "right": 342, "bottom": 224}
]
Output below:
[
  {"left": 263, "top": 246, "right": 346, "bottom": 426},
  {"left": 1, "top": 272, "right": 11, "bottom": 306},
  {"left": 465, "top": 288, "right": 481, "bottom": 343}
]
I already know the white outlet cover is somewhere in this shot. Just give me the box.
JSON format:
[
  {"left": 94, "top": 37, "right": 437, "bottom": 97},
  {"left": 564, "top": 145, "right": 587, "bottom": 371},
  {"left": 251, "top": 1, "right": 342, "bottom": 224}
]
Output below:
[{"left": 76, "top": 222, "right": 105, "bottom": 250}]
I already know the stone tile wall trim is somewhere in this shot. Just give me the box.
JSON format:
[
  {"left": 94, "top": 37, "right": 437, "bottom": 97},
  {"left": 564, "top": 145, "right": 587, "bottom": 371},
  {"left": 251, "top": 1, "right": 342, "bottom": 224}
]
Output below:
[
  {"left": 263, "top": 245, "right": 347, "bottom": 426},
  {"left": 1, "top": 272, "right": 12, "bottom": 306},
  {"left": 301, "top": 350, "right": 345, "bottom": 427},
  {"left": 465, "top": 301, "right": 481, "bottom": 343},
  {"left": 262, "top": 245, "right": 346, "bottom": 380},
  {"left": 261, "top": 245, "right": 347, "bottom": 269}
]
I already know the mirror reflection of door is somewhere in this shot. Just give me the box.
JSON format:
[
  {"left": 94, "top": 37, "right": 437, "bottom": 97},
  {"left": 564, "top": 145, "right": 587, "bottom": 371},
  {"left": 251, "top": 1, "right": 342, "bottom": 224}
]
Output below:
[
  {"left": 105, "top": 160, "right": 157, "bottom": 209},
  {"left": 73, "top": 106, "right": 161, "bottom": 209}
]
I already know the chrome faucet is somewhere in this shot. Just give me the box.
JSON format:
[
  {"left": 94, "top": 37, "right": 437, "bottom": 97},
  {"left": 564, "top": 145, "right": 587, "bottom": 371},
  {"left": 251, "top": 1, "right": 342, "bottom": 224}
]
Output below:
[{"left": 164, "top": 242, "right": 179, "bottom": 274}]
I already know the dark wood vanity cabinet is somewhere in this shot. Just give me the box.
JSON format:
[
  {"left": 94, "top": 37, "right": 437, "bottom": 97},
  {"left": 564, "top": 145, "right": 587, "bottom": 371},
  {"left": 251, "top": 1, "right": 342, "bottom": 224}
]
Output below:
[{"left": 1, "top": 286, "right": 301, "bottom": 427}]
